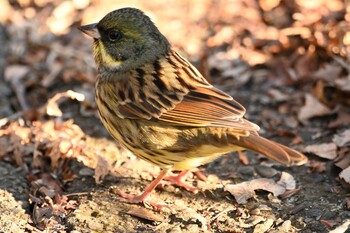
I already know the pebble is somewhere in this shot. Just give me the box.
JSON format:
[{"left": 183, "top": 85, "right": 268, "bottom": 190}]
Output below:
[
  {"left": 79, "top": 167, "right": 95, "bottom": 176},
  {"left": 322, "top": 211, "right": 336, "bottom": 219},
  {"left": 255, "top": 165, "right": 278, "bottom": 178},
  {"left": 308, "top": 208, "right": 322, "bottom": 219},
  {"left": 238, "top": 166, "right": 254, "bottom": 176}
]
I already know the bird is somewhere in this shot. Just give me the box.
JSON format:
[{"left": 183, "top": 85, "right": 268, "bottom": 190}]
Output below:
[{"left": 79, "top": 7, "right": 307, "bottom": 210}]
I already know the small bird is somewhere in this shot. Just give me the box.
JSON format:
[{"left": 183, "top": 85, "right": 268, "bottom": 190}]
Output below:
[{"left": 79, "top": 7, "right": 307, "bottom": 209}]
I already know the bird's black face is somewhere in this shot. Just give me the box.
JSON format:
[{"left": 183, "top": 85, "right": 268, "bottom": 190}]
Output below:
[{"left": 80, "top": 8, "right": 170, "bottom": 73}]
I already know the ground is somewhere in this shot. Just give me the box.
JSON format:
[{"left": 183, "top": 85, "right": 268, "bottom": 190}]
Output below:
[{"left": 0, "top": 1, "right": 349, "bottom": 232}]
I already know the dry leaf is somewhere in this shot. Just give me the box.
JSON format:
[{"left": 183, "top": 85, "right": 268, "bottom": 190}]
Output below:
[
  {"left": 298, "top": 94, "right": 333, "bottom": 122},
  {"left": 126, "top": 206, "right": 165, "bottom": 222},
  {"left": 253, "top": 218, "right": 274, "bottom": 233},
  {"left": 277, "top": 172, "right": 296, "bottom": 190},
  {"left": 309, "top": 160, "right": 327, "bottom": 173},
  {"left": 313, "top": 63, "right": 343, "bottom": 83},
  {"left": 304, "top": 143, "right": 337, "bottom": 160},
  {"left": 4, "top": 65, "right": 29, "bottom": 82},
  {"left": 328, "top": 219, "right": 349, "bottom": 233},
  {"left": 334, "top": 148, "right": 350, "bottom": 169},
  {"left": 279, "top": 188, "right": 301, "bottom": 199},
  {"left": 47, "top": 1, "right": 75, "bottom": 35},
  {"left": 225, "top": 178, "right": 286, "bottom": 204},
  {"left": 259, "top": 0, "right": 281, "bottom": 11},
  {"left": 321, "top": 219, "right": 342, "bottom": 228},
  {"left": 238, "top": 150, "right": 249, "bottom": 165},
  {"left": 46, "top": 90, "right": 85, "bottom": 117},
  {"left": 332, "top": 129, "right": 350, "bottom": 147},
  {"left": 329, "top": 109, "right": 350, "bottom": 128},
  {"left": 267, "top": 89, "right": 289, "bottom": 102},
  {"left": 339, "top": 166, "right": 350, "bottom": 184},
  {"left": 94, "top": 155, "right": 110, "bottom": 184},
  {"left": 335, "top": 78, "right": 350, "bottom": 92}
]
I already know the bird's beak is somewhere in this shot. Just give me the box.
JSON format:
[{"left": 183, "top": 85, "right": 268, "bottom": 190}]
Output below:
[{"left": 79, "top": 23, "right": 101, "bottom": 39}]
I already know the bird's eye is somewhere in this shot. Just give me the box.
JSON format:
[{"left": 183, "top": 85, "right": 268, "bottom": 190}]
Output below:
[{"left": 108, "top": 30, "right": 122, "bottom": 42}]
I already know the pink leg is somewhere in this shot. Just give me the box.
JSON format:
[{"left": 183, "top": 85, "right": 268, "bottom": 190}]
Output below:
[
  {"left": 193, "top": 170, "right": 207, "bottom": 182},
  {"left": 115, "top": 169, "right": 173, "bottom": 211},
  {"left": 160, "top": 170, "right": 206, "bottom": 193}
]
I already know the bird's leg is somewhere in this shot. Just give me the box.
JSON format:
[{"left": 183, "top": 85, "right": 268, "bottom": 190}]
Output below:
[
  {"left": 193, "top": 170, "right": 207, "bottom": 182},
  {"left": 115, "top": 169, "right": 173, "bottom": 211},
  {"left": 158, "top": 170, "right": 206, "bottom": 193}
]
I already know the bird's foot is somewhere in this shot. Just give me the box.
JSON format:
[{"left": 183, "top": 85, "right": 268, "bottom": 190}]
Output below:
[
  {"left": 157, "top": 170, "right": 205, "bottom": 193},
  {"left": 113, "top": 169, "right": 174, "bottom": 212},
  {"left": 115, "top": 189, "right": 174, "bottom": 212}
]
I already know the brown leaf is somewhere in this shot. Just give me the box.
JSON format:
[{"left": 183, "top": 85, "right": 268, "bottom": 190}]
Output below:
[
  {"left": 329, "top": 220, "right": 350, "bottom": 233},
  {"left": 277, "top": 172, "right": 296, "bottom": 190},
  {"left": 279, "top": 188, "right": 301, "bottom": 199},
  {"left": 253, "top": 218, "right": 274, "bottom": 233},
  {"left": 312, "top": 79, "right": 350, "bottom": 108},
  {"left": 5, "top": 65, "right": 30, "bottom": 110},
  {"left": 298, "top": 94, "right": 334, "bottom": 122},
  {"left": 334, "top": 148, "right": 350, "bottom": 169},
  {"left": 32, "top": 205, "right": 54, "bottom": 229},
  {"left": 339, "top": 166, "right": 350, "bottom": 184},
  {"left": 309, "top": 160, "right": 327, "bottom": 173},
  {"left": 46, "top": 90, "right": 85, "bottom": 117},
  {"left": 225, "top": 178, "right": 286, "bottom": 204},
  {"left": 313, "top": 64, "right": 343, "bottom": 83},
  {"left": 47, "top": 1, "right": 76, "bottom": 35},
  {"left": 329, "top": 108, "right": 350, "bottom": 128},
  {"left": 267, "top": 89, "right": 289, "bottom": 102},
  {"left": 94, "top": 155, "right": 110, "bottom": 184},
  {"left": 321, "top": 219, "right": 342, "bottom": 228},
  {"left": 312, "top": 80, "right": 339, "bottom": 108},
  {"left": 10, "top": 133, "right": 24, "bottom": 166},
  {"left": 238, "top": 150, "right": 250, "bottom": 165},
  {"left": 333, "top": 129, "right": 350, "bottom": 147},
  {"left": 259, "top": 0, "right": 281, "bottom": 11},
  {"left": 304, "top": 143, "right": 337, "bottom": 160},
  {"left": 126, "top": 206, "right": 165, "bottom": 222}
]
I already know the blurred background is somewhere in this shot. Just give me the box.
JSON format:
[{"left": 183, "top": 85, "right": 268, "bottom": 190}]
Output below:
[{"left": 0, "top": 0, "right": 349, "bottom": 117}]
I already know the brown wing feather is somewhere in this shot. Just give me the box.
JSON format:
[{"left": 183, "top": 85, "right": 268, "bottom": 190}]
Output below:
[
  {"left": 115, "top": 49, "right": 258, "bottom": 130},
  {"left": 159, "top": 86, "right": 259, "bottom": 130}
]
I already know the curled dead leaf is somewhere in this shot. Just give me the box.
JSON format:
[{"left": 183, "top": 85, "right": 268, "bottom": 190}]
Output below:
[
  {"left": 304, "top": 143, "right": 337, "bottom": 160},
  {"left": 94, "top": 155, "right": 110, "bottom": 184},
  {"left": 334, "top": 148, "right": 350, "bottom": 169},
  {"left": 46, "top": 90, "right": 85, "bottom": 117},
  {"left": 225, "top": 178, "right": 286, "bottom": 204},
  {"left": 328, "top": 219, "right": 350, "bottom": 233},
  {"left": 253, "top": 218, "right": 274, "bottom": 233},
  {"left": 277, "top": 172, "right": 296, "bottom": 190},
  {"left": 298, "top": 94, "right": 334, "bottom": 122},
  {"left": 333, "top": 129, "right": 350, "bottom": 147},
  {"left": 339, "top": 166, "right": 350, "bottom": 184},
  {"left": 126, "top": 206, "right": 165, "bottom": 222}
]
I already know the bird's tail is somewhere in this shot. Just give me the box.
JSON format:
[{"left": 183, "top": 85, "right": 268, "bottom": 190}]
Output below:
[{"left": 236, "top": 133, "right": 307, "bottom": 166}]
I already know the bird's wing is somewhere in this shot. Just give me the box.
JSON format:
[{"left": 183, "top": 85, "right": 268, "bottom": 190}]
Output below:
[
  {"left": 116, "top": 50, "right": 259, "bottom": 130},
  {"left": 159, "top": 86, "right": 259, "bottom": 130}
]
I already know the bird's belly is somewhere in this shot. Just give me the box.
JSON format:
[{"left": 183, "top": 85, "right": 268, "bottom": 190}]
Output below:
[
  {"left": 98, "top": 110, "right": 244, "bottom": 169},
  {"left": 171, "top": 144, "right": 243, "bottom": 170}
]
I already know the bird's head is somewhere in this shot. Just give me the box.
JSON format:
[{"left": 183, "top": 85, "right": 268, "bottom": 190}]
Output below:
[{"left": 79, "top": 8, "right": 169, "bottom": 73}]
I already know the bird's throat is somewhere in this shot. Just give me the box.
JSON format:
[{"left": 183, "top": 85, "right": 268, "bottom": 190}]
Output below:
[{"left": 94, "top": 40, "right": 123, "bottom": 71}]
